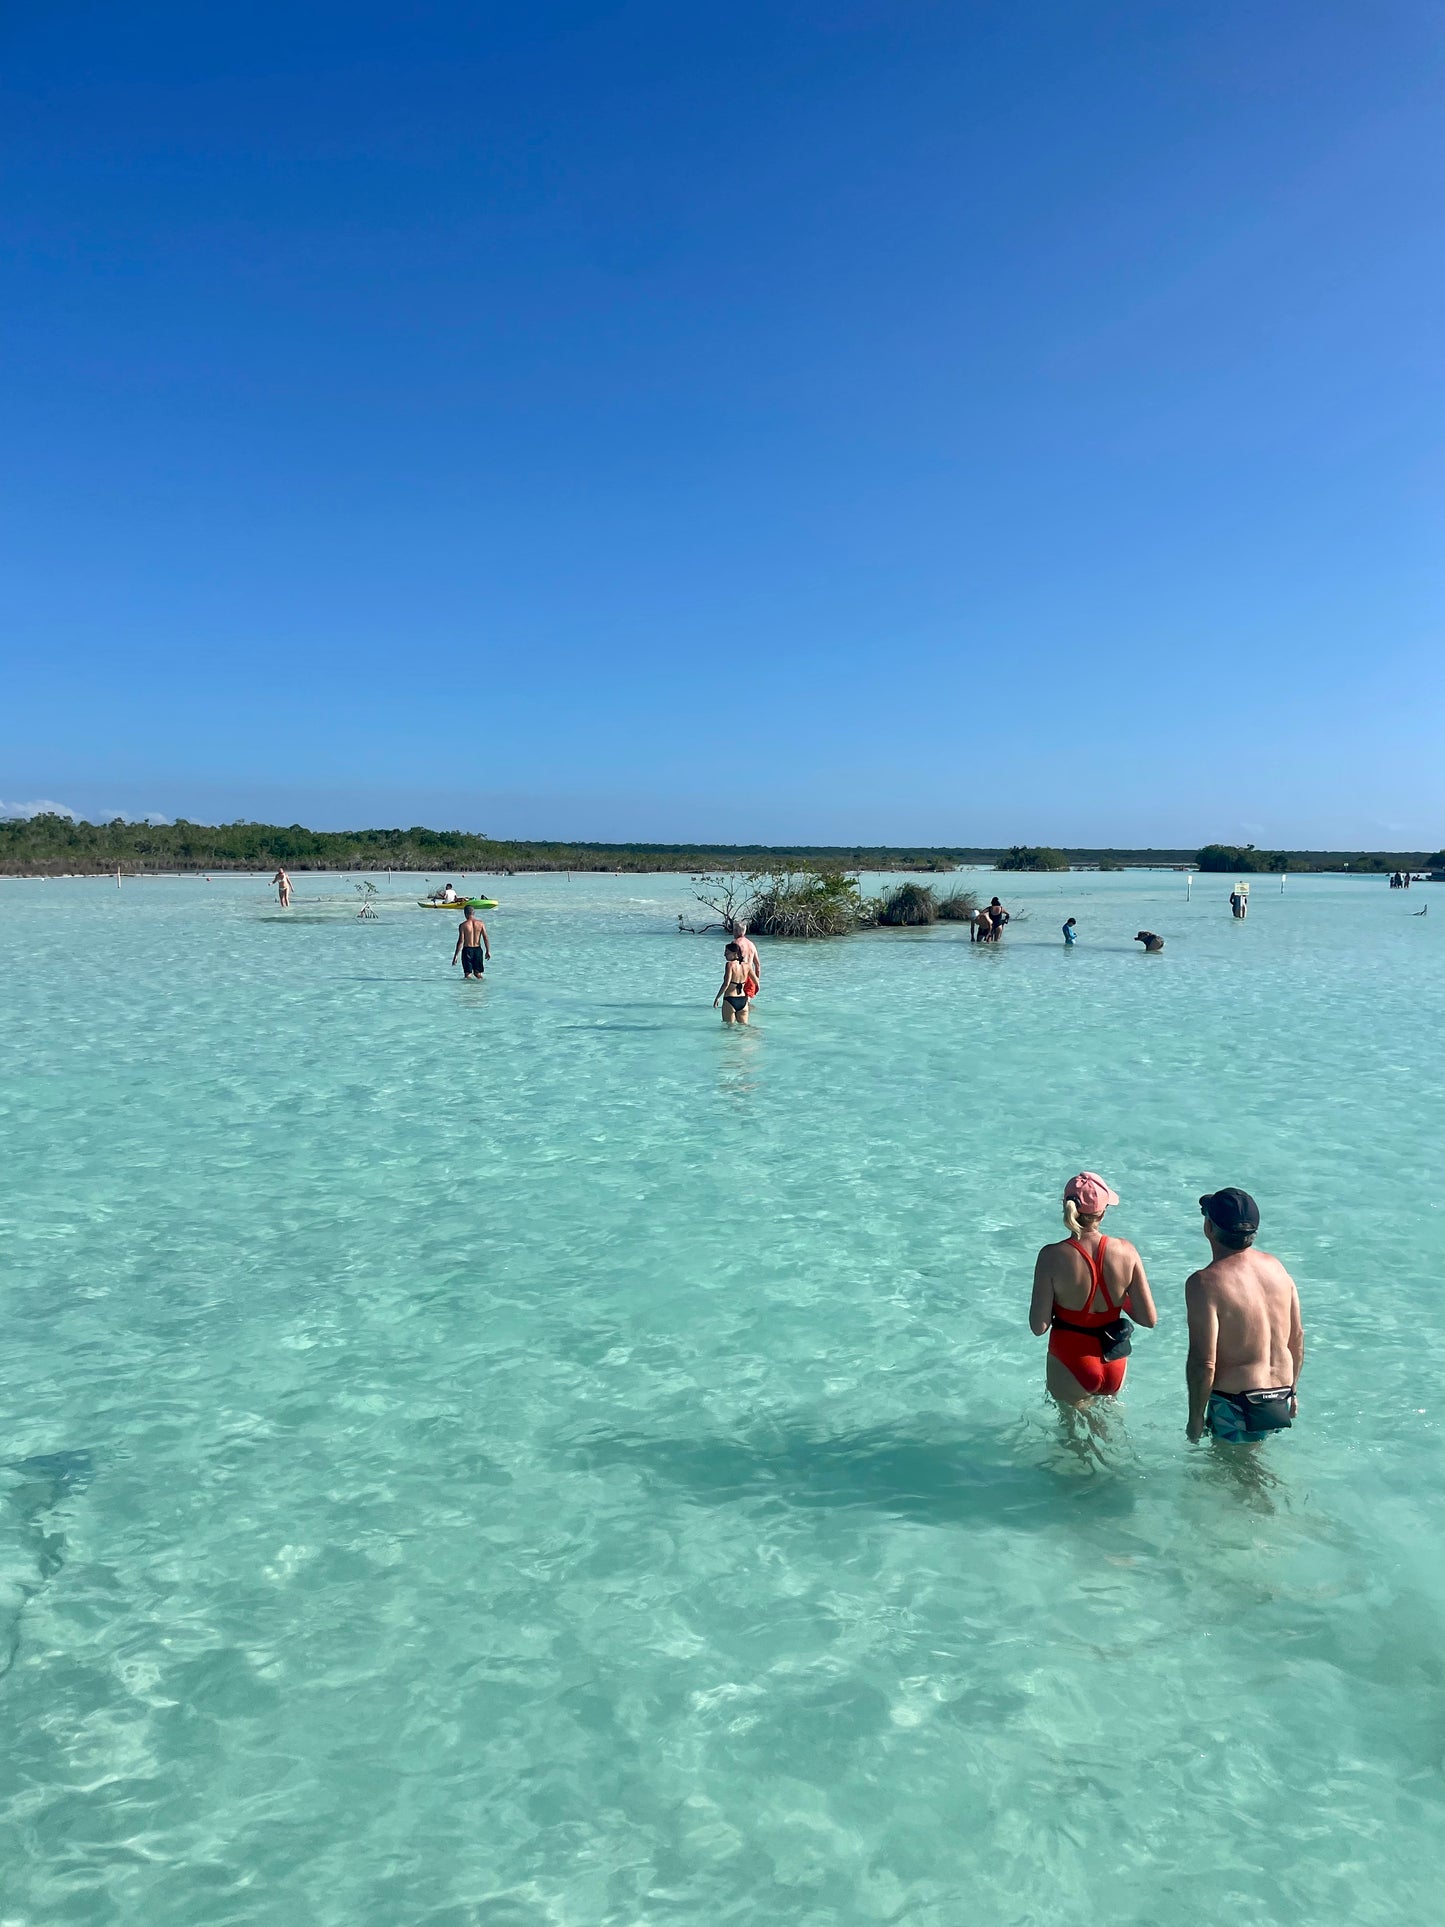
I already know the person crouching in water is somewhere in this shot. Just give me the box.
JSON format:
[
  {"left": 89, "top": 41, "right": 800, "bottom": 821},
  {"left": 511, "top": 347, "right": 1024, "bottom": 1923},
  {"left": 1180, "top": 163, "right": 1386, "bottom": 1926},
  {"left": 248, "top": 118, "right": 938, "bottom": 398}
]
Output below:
[
  {"left": 714, "top": 941, "right": 751, "bottom": 1025},
  {"left": 1029, "top": 1173, "right": 1157, "bottom": 1406}
]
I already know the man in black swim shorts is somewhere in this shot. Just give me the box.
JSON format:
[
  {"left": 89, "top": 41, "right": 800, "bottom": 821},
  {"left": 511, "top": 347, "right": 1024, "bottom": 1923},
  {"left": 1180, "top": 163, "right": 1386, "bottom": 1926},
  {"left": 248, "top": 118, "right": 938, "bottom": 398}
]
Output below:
[
  {"left": 451, "top": 908, "right": 491, "bottom": 978},
  {"left": 1185, "top": 1189, "right": 1304, "bottom": 1444}
]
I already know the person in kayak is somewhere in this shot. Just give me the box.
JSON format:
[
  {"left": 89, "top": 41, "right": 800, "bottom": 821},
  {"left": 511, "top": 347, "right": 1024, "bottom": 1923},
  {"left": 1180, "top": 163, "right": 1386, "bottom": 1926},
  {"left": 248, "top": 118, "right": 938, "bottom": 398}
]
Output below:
[
  {"left": 1029, "top": 1173, "right": 1157, "bottom": 1405},
  {"left": 451, "top": 907, "right": 491, "bottom": 978}
]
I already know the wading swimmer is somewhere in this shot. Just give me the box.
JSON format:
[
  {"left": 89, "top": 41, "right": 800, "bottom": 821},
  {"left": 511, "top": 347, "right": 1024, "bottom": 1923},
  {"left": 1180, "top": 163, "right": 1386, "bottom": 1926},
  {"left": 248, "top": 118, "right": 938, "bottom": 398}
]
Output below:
[
  {"left": 714, "top": 941, "right": 751, "bottom": 1025},
  {"left": 1186, "top": 1189, "right": 1303, "bottom": 1444},
  {"left": 451, "top": 907, "right": 490, "bottom": 979},
  {"left": 271, "top": 867, "right": 292, "bottom": 908},
  {"left": 731, "top": 921, "right": 762, "bottom": 997},
  {"left": 1135, "top": 930, "right": 1164, "bottom": 951},
  {"left": 1063, "top": 917, "right": 1078, "bottom": 945},
  {"left": 1030, "top": 1173, "right": 1157, "bottom": 1407},
  {"left": 973, "top": 897, "right": 1008, "bottom": 943}
]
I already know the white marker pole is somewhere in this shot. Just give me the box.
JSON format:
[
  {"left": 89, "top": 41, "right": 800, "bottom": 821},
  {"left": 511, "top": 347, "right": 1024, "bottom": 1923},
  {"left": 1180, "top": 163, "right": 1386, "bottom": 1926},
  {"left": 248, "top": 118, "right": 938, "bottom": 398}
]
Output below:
[
  {"left": 116, "top": 863, "right": 121, "bottom": 890},
  {"left": 1186, "top": 870, "right": 1192, "bottom": 901}
]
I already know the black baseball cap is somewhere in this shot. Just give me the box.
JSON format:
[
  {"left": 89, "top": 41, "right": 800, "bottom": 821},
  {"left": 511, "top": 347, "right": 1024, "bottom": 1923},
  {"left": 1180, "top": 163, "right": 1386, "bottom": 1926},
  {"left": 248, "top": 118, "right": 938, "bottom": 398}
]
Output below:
[{"left": 1199, "top": 1188, "right": 1260, "bottom": 1235}]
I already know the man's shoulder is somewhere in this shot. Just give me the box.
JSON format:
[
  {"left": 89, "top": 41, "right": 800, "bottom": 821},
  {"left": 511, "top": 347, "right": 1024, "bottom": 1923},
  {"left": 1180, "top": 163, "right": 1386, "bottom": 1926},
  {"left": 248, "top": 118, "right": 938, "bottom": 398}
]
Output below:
[
  {"left": 1252, "top": 1249, "right": 1296, "bottom": 1287},
  {"left": 1184, "top": 1264, "right": 1216, "bottom": 1300}
]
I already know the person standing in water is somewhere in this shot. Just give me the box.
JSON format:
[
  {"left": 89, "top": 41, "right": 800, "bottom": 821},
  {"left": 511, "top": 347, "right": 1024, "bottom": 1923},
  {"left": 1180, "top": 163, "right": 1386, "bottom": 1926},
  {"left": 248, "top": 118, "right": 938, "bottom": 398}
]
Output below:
[
  {"left": 731, "top": 920, "right": 762, "bottom": 997},
  {"left": 1062, "top": 917, "right": 1078, "bottom": 945},
  {"left": 271, "top": 867, "right": 292, "bottom": 908},
  {"left": 714, "top": 941, "right": 751, "bottom": 1024},
  {"left": 1186, "top": 1189, "right": 1303, "bottom": 1444},
  {"left": 451, "top": 907, "right": 491, "bottom": 979},
  {"left": 973, "top": 897, "right": 1008, "bottom": 942},
  {"left": 1029, "top": 1173, "right": 1157, "bottom": 1407}
]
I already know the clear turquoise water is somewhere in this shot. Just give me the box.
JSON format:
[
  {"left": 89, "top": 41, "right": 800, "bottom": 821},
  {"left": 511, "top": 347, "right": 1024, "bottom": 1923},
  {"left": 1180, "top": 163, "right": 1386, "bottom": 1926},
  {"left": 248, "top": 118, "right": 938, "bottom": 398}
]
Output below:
[{"left": 2, "top": 869, "right": 1443, "bottom": 1926}]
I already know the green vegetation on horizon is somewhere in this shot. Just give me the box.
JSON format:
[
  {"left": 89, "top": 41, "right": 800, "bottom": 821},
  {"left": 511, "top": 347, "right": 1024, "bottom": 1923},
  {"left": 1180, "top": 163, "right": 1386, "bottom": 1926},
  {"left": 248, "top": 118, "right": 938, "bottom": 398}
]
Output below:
[
  {"left": 0, "top": 813, "right": 1438, "bottom": 876},
  {"left": 995, "top": 846, "right": 1069, "bottom": 871}
]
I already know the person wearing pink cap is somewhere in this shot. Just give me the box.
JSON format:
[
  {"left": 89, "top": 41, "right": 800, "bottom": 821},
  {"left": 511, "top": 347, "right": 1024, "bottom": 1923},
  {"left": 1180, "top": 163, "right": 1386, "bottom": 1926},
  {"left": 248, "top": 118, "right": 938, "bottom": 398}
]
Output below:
[{"left": 1029, "top": 1174, "right": 1157, "bottom": 1405}]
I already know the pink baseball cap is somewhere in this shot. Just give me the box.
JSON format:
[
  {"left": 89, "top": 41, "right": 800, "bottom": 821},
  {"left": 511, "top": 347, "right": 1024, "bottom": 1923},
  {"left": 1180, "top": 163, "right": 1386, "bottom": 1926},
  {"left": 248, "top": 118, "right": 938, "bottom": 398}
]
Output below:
[{"left": 1064, "top": 1172, "right": 1120, "bottom": 1214}]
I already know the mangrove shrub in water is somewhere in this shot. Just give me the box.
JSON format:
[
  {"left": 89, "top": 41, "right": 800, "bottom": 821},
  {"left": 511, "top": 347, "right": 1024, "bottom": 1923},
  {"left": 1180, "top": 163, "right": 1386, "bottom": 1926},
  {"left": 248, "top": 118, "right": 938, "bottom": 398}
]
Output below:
[
  {"left": 876, "top": 882, "right": 938, "bottom": 926},
  {"left": 747, "top": 868, "right": 869, "bottom": 939},
  {"left": 995, "top": 846, "right": 1069, "bottom": 871},
  {"left": 936, "top": 889, "right": 980, "bottom": 921}
]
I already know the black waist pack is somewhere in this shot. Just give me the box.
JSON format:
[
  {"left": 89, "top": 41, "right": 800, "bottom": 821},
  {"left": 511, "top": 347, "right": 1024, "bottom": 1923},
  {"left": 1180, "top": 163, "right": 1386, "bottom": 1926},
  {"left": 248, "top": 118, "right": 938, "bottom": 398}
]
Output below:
[
  {"left": 1052, "top": 1314, "right": 1132, "bottom": 1362},
  {"left": 1221, "top": 1387, "right": 1294, "bottom": 1433},
  {"left": 1097, "top": 1317, "right": 1133, "bottom": 1363}
]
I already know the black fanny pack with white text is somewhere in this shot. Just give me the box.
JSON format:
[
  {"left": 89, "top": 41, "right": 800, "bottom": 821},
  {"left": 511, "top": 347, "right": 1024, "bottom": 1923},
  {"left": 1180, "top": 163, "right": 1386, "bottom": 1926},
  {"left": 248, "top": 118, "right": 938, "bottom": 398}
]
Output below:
[{"left": 1214, "top": 1387, "right": 1294, "bottom": 1432}]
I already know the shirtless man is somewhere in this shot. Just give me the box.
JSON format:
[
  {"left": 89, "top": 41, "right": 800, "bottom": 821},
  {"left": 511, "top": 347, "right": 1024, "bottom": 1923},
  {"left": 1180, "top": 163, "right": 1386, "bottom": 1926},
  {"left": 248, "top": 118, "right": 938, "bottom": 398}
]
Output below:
[
  {"left": 730, "top": 921, "right": 762, "bottom": 994},
  {"left": 1135, "top": 930, "right": 1164, "bottom": 952},
  {"left": 1186, "top": 1189, "right": 1304, "bottom": 1444},
  {"left": 451, "top": 908, "right": 491, "bottom": 979},
  {"left": 271, "top": 867, "right": 292, "bottom": 908}
]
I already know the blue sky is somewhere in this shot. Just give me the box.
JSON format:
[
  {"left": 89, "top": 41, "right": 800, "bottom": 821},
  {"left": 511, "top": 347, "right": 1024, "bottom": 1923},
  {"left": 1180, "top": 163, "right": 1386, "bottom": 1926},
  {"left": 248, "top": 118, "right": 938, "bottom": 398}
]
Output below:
[{"left": 3, "top": 1, "right": 1441, "bottom": 846}]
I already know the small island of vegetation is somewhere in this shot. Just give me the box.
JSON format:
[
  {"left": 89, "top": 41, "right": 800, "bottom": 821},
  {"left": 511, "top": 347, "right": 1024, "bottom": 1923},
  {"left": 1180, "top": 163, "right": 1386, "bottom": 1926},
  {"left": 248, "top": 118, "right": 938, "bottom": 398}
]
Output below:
[{"left": 995, "top": 846, "right": 1069, "bottom": 872}]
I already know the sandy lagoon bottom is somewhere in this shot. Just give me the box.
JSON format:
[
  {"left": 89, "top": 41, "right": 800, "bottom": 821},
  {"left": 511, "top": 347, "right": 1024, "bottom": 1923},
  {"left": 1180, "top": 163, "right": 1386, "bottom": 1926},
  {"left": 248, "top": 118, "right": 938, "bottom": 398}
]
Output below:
[{"left": 1, "top": 868, "right": 1442, "bottom": 1926}]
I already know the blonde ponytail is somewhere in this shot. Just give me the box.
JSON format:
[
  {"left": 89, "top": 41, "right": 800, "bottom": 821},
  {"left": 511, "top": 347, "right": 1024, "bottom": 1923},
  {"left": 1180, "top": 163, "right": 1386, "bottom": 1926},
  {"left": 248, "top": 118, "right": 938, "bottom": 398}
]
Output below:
[{"left": 1062, "top": 1199, "right": 1101, "bottom": 1237}]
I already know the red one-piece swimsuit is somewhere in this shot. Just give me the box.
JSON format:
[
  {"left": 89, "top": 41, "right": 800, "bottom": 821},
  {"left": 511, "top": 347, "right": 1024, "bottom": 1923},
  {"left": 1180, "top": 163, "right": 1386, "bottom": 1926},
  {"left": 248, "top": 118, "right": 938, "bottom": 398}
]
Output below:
[{"left": 1048, "top": 1235, "right": 1131, "bottom": 1397}]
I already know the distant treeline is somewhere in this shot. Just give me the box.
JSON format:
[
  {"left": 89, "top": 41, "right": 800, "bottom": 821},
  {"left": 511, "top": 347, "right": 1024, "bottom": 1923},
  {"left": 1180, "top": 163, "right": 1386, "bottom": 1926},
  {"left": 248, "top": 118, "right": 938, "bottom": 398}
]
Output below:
[{"left": 0, "top": 814, "right": 1438, "bottom": 877}]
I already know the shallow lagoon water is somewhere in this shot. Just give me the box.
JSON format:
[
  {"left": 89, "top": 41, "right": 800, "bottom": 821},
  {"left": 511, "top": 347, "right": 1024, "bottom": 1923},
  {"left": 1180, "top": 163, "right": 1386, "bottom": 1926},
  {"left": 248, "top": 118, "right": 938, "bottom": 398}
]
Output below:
[{"left": 1, "top": 868, "right": 1443, "bottom": 1926}]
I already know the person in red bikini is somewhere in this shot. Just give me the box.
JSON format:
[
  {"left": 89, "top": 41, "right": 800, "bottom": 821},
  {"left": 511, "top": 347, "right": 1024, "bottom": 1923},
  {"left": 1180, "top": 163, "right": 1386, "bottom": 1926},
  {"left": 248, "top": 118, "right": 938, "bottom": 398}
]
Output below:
[{"left": 1028, "top": 1173, "right": 1157, "bottom": 1406}]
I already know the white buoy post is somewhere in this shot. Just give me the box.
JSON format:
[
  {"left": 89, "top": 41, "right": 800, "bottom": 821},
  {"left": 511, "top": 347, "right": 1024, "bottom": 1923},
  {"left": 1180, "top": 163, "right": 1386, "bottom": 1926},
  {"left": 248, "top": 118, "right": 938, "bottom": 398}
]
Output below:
[{"left": 1186, "top": 870, "right": 1192, "bottom": 900}]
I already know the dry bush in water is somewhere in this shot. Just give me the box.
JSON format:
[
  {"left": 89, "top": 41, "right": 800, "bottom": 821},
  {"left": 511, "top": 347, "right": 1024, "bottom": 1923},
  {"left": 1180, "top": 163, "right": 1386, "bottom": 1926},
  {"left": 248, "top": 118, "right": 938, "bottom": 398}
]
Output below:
[
  {"left": 876, "top": 882, "right": 938, "bottom": 926},
  {"left": 936, "top": 889, "right": 980, "bottom": 921}
]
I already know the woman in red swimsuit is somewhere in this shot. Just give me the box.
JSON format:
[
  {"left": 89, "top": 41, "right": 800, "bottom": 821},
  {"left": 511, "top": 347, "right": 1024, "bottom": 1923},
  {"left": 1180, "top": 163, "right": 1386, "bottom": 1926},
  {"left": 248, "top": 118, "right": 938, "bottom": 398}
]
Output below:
[{"left": 1029, "top": 1173, "right": 1157, "bottom": 1406}]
